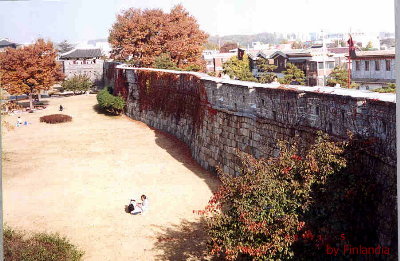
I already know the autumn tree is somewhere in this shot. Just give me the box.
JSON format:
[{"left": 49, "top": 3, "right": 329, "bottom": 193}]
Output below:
[
  {"left": 291, "top": 41, "right": 303, "bottom": 49},
  {"left": 204, "top": 42, "right": 219, "bottom": 50},
  {"left": 203, "top": 133, "right": 346, "bottom": 260},
  {"left": 163, "top": 5, "right": 208, "bottom": 69},
  {"left": 223, "top": 54, "right": 257, "bottom": 82},
  {"left": 108, "top": 5, "right": 207, "bottom": 70},
  {"left": 220, "top": 42, "right": 238, "bottom": 53},
  {"left": 280, "top": 39, "right": 289, "bottom": 44},
  {"left": 57, "top": 40, "right": 74, "bottom": 53},
  {"left": 108, "top": 8, "right": 165, "bottom": 66},
  {"left": 0, "top": 39, "right": 64, "bottom": 109}
]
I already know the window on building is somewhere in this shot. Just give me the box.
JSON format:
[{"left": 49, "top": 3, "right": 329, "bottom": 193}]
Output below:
[
  {"left": 365, "top": 61, "right": 369, "bottom": 71},
  {"left": 375, "top": 60, "right": 380, "bottom": 71},
  {"left": 355, "top": 61, "right": 360, "bottom": 71},
  {"left": 386, "top": 60, "right": 391, "bottom": 71},
  {"left": 311, "top": 62, "right": 317, "bottom": 71},
  {"left": 327, "top": 61, "right": 334, "bottom": 69},
  {"left": 318, "top": 62, "right": 324, "bottom": 69}
]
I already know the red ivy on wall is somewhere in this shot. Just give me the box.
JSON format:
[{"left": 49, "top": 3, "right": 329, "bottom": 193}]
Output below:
[
  {"left": 106, "top": 67, "right": 220, "bottom": 131},
  {"left": 114, "top": 68, "right": 129, "bottom": 100},
  {"left": 135, "top": 70, "right": 213, "bottom": 131}
]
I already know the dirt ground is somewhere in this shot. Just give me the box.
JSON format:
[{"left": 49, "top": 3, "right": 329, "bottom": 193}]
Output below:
[{"left": 2, "top": 95, "right": 220, "bottom": 260}]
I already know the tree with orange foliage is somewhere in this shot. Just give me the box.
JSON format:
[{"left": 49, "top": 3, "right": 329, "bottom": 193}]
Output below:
[
  {"left": 0, "top": 39, "right": 64, "bottom": 109},
  {"left": 108, "top": 5, "right": 208, "bottom": 71},
  {"left": 109, "top": 8, "right": 165, "bottom": 67},
  {"left": 162, "top": 5, "right": 208, "bottom": 70}
]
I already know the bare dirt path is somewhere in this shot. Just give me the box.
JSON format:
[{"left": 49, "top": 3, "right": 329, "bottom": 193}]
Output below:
[{"left": 2, "top": 95, "right": 219, "bottom": 260}]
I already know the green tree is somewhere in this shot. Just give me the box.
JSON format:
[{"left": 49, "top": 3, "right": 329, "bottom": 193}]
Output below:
[
  {"left": 256, "top": 58, "right": 277, "bottom": 83},
  {"left": 223, "top": 54, "right": 257, "bottom": 82},
  {"left": 326, "top": 66, "right": 358, "bottom": 88},
  {"left": 373, "top": 83, "right": 396, "bottom": 93},
  {"left": 62, "top": 75, "right": 93, "bottom": 94},
  {"left": 204, "top": 133, "right": 346, "bottom": 260},
  {"left": 279, "top": 63, "right": 306, "bottom": 85},
  {"left": 362, "top": 41, "right": 374, "bottom": 51},
  {"left": 57, "top": 40, "right": 74, "bottom": 54},
  {"left": 96, "top": 88, "right": 126, "bottom": 115},
  {"left": 153, "top": 53, "right": 179, "bottom": 70},
  {"left": 327, "top": 66, "right": 348, "bottom": 87}
]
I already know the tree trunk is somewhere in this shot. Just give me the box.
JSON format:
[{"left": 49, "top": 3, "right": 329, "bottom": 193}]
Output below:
[{"left": 29, "top": 93, "right": 33, "bottom": 110}]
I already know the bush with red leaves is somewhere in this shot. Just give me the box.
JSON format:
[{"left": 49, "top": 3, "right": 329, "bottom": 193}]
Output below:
[{"left": 40, "top": 114, "right": 72, "bottom": 124}]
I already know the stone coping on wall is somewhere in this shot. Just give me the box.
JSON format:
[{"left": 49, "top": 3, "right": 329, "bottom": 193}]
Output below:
[{"left": 115, "top": 65, "right": 396, "bottom": 103}]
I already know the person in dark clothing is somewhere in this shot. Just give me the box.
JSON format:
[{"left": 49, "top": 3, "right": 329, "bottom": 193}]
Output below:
[{"left": 59, "top": 105, "right": 63, "bottom": 111}]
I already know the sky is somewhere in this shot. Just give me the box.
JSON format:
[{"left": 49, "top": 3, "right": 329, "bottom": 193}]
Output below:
[{"left": 0, "top": 0, "right": 395, "bottom": 44}]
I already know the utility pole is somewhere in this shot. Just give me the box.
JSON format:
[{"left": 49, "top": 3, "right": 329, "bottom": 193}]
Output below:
[
  {"left": 321, "top": 30, "right": 327, "bottom": 86},
  {"left": 395, "top": 0, "right": 400, "bottom": 259},
  {"left": 0, "top": 71, "right": 3, "bottom": 261}
]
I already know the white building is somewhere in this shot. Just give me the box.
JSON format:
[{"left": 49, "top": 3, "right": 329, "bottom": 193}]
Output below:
[{"left": 351, "top": 50, "right": 395, "bottom": 90}]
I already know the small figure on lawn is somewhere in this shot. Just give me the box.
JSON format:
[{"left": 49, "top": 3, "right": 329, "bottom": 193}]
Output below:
[
  {"left": 16, "top": 116, "right": 23, "bottom": 127},
  {"left": 128, "top": 195, "right": 149, "bottom": 215},
  {"left": 59, "top": 105, "right": 63, "bottom": 111}
]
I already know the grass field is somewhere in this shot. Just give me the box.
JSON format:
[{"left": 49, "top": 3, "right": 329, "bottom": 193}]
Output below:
[{"left": 2, "top": 94, "right": 219, "bottom": 260}]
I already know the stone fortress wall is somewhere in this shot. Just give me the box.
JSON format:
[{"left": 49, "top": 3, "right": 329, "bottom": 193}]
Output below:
[{"left": 105, "top": 64, "right": 396, "bottom": 248}]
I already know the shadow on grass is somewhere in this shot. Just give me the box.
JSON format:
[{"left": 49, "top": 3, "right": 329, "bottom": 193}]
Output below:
[
  {"left": 152, "top": 218, "right": 223, "bottom": 261},
  {"left": 152, "top": 129, "right": 220, "bottom": 194}
]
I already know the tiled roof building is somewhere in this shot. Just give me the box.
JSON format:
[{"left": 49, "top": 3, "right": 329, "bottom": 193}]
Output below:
[
  {"left": 58, "top": 48, "right": 104, "bottom": 84},
  {"left": 59, "top": 48, "right": 102, "bottom": 59}
]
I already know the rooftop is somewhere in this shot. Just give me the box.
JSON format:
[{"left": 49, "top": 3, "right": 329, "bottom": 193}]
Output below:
[
  {"left": 0, "top": 39, "right": 17, "bottom": 48},
  {"left": 59, "top": 48, "right": 102, "bottom": 59},
  {"left": 353, "top": 50, "right": 395, "bottom": 58}
]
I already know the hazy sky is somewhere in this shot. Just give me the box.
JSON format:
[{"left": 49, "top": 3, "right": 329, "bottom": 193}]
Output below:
[{"left": 0, "top": 0, "right": 395, "bottom": 44}]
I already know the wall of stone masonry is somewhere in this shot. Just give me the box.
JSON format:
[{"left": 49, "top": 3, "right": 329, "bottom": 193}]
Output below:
[{"left": 110, "top": 65, "right": 396, "bottom": 249}]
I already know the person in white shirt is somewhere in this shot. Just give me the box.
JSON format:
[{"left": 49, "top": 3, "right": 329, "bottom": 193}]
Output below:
[
  {"left": 16, "top": 116, "right": 23, "bottom": 127},
  {"left": 130, "top": 195, "right": 149, "bottom": 215}
]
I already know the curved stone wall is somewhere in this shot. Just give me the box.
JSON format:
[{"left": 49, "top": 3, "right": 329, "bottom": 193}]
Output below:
[{"left": 106, "top": 65, "right": 396, "bottom": 248}]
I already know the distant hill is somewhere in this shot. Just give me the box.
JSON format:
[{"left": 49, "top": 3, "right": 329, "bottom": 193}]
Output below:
[{"left": 208, "top": 32, "right": 286, "bottom": 47}]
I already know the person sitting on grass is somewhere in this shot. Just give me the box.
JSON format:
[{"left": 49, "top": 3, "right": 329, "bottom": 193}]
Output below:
[
  {"left": 130, "top": 195, "right": 149, "bottom": 215},
  {"left": 16, "top": 116, "right": 22, "bottom": 127}
]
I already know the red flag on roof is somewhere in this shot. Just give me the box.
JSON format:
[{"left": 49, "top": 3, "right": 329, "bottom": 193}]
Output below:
[{"left": 347, "top": 35, "right": 356, "bottom": 57}]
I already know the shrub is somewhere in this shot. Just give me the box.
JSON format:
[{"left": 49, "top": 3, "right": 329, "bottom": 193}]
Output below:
[
  {"left": 96, "top": 88, "right": 126, "bottom": 115},
  {"left": 61, "top": 74, "right": 93, "bottom": 94},
  {"left": 4, "top": 226, "right": 84, "bottom": 261},
  {"left": 203, "top": 132, "right": 346, "bottom": 260},
  {"left": 373, "top": 84, "right": 396, "bottom": 93},
  {"left": 40, "top": 114, "right": 72, "bottom": 124}
]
